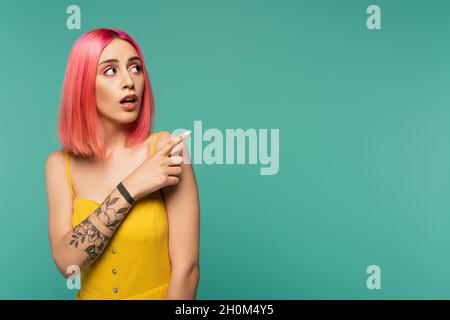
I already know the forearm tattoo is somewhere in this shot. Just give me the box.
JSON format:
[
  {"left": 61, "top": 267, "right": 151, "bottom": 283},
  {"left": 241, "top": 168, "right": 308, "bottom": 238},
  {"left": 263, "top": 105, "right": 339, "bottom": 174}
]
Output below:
[
  {"left": 69, "top": 194, "right": 132, "bottom": 266},
  {"left": 70, "top": 219, "right": 110, "bottom": 266},
  {"left": 94, "top": 195, "right": 130, "bottom": 231}
]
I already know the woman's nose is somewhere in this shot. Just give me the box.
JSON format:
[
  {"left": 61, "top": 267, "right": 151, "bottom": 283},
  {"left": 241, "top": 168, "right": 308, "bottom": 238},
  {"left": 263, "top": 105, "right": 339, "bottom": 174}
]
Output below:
[{"left": 121, "top": 70, "right": 134, "bottom": 89}]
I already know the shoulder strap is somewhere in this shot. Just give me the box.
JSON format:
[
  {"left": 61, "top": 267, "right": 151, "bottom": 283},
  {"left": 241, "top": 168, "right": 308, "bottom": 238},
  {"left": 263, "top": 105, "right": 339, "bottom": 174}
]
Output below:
[
  {"left": 149, "top": 131, "right": 164, "bottom": 156},
  {"left": 64, "top": 151, "right": 76, "bottom": 199}
]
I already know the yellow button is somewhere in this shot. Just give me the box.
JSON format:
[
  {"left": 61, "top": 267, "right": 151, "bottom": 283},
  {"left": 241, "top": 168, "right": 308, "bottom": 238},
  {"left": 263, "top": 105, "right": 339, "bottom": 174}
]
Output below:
[
  {"left": 113, "top": 288, "right": 118, "bottom": 294},
  {"left": 112, "top": 268, "right": 117, "bottom": 275},
  {"left": 111, "top": 248, "right": 117, "bottom": 254}
]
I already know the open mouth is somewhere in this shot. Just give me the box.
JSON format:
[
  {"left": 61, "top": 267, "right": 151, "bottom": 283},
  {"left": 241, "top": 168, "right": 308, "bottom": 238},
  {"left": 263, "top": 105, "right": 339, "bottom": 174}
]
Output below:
[{"left": 119, "top": 94, "right": 138, "bottom": 104}]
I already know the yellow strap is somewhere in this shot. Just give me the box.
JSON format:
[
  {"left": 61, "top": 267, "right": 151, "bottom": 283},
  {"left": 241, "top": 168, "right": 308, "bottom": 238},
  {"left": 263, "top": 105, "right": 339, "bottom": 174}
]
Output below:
[
  {"left": 149, "top": 131, "right": 164, "bottom": 156},
  {"left": 64, "top": 151, "right": 76, "bottom": 199}
]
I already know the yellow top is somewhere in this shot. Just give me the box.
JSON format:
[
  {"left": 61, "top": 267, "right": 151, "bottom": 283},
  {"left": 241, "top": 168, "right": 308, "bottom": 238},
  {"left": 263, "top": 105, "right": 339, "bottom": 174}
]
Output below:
[{"left": 64, "top": 131, "right": 171, "bottom": 300}]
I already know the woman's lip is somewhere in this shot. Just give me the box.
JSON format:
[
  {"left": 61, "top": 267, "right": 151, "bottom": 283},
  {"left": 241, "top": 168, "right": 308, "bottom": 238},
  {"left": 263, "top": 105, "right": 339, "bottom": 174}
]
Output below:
[
  {"left": 120, "top": 93, "right": 138, "bottom": 103},
  {"left": 120, "top": 101, "right": 138, "bottom": 111}
]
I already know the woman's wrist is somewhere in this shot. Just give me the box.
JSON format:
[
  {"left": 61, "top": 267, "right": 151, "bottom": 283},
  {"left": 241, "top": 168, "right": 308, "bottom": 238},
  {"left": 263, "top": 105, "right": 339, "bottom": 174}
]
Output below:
[
  {"left": 120, "top": 177, "right": 141, "bottom": 203},
  {"left": 117, "top": 181, "right": 136, "bottom": 205}
]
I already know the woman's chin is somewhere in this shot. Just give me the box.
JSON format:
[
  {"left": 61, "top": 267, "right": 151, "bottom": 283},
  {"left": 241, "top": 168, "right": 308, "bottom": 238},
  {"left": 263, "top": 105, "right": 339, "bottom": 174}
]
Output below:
[{"left": 120, "top": 114, "right": 139, "bottom": 124}]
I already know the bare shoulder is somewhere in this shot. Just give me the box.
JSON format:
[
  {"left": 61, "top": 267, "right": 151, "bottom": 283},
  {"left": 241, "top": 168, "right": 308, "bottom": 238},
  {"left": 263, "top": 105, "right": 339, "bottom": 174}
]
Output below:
[
  {"left": 45, "top": 150, "right": 66, "bottom": 174},
  {"left": 45, "top": 149, "right": 74, "bottom": 222},
  {"left": 45, "top": 150, "right": 70, "bottom": 197},
  {"left": 46, "top": 149, "right": 74, "bottom": 240}
]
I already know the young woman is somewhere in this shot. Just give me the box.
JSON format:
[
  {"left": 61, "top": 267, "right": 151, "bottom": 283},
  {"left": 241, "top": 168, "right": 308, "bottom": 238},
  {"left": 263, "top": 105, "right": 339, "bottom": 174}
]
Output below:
[{"left": 45, "top": 28, "right": 200, "bottom": 300}]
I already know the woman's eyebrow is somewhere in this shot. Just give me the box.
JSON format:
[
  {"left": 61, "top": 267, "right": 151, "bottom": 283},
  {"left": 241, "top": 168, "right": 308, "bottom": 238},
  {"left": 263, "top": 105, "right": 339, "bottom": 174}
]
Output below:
[{"left": 98, "top": 56, "right": 141, "bottom": 66}]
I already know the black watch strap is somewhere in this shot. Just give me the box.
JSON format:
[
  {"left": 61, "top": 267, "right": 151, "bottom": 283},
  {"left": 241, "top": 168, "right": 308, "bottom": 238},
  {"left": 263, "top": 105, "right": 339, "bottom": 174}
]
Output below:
[{"left": 117, "top": 182, "right": 136, "bottom": 205}]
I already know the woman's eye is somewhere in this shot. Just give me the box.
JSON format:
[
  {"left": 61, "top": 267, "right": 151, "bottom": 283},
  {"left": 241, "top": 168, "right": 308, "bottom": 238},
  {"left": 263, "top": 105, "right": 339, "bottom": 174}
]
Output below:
[
  {"left": 130, "top": 65, "right": 142, "bottom": 73},
  {"left": 104, "top": 67, "right": 116, "bottom": 76}
]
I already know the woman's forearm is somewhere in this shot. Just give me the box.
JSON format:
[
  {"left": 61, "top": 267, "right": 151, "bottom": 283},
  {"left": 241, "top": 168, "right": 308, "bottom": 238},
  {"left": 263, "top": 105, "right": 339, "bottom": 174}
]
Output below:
[
  {"left": 166, "top": 266, "right": 200, "bottom": 299},
  {"left": 54, "top": 184, "right": 133, "bottom": 277}
]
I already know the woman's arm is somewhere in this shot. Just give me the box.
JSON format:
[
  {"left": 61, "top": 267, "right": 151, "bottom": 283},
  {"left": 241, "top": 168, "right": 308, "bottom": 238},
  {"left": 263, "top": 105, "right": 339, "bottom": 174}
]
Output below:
[
  {"left": 157, "top": 132, "right": 200, "bottom": 300},
  {"left": 46, "top": 151, "right": 134, "bottom": 278}
]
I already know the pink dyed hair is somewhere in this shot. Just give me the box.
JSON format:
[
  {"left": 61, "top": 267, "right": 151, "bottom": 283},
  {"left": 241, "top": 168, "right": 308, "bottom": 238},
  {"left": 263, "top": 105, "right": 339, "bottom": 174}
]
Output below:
[{"left": 58, "top": 28, "right": 154, "bottom": 158}]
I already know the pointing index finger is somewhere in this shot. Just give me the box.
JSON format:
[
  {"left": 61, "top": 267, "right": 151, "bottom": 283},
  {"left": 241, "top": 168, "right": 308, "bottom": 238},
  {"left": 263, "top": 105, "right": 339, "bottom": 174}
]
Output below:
[{"left": 157, "top": 130, "right": 191, "bottom": 156}]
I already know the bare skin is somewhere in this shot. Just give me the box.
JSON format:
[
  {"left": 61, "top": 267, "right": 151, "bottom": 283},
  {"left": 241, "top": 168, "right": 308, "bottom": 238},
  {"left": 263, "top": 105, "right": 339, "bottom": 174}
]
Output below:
[
  {"left": 46, "top": 38, "right": 200, "bottom": 299},
  {"left": 68, "top": 134, "right": 157, "bottom": 205}
]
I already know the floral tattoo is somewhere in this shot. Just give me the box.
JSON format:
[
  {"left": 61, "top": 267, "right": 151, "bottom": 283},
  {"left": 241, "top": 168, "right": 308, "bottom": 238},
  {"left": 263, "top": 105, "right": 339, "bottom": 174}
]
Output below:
[
  {"left": 94, "top": 195, "right": 129, "bottom": 231},
  {"left": 69, "top": 195, "right": 131, "bottom": 266},
  {"left": 70, "top": 219, "right": 110, "bottom": 266}
]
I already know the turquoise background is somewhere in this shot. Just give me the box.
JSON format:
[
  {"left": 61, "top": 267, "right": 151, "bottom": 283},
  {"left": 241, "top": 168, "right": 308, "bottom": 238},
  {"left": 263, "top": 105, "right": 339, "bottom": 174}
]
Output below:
[{"left": 1, "top": 0, "right": 450, "bottom": 299}]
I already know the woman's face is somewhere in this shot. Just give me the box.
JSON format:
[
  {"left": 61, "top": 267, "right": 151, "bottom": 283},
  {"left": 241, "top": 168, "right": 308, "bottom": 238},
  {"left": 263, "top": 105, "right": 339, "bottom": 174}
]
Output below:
[{"left": 95, "top": 39, "right": 144, "bottom": 124}]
